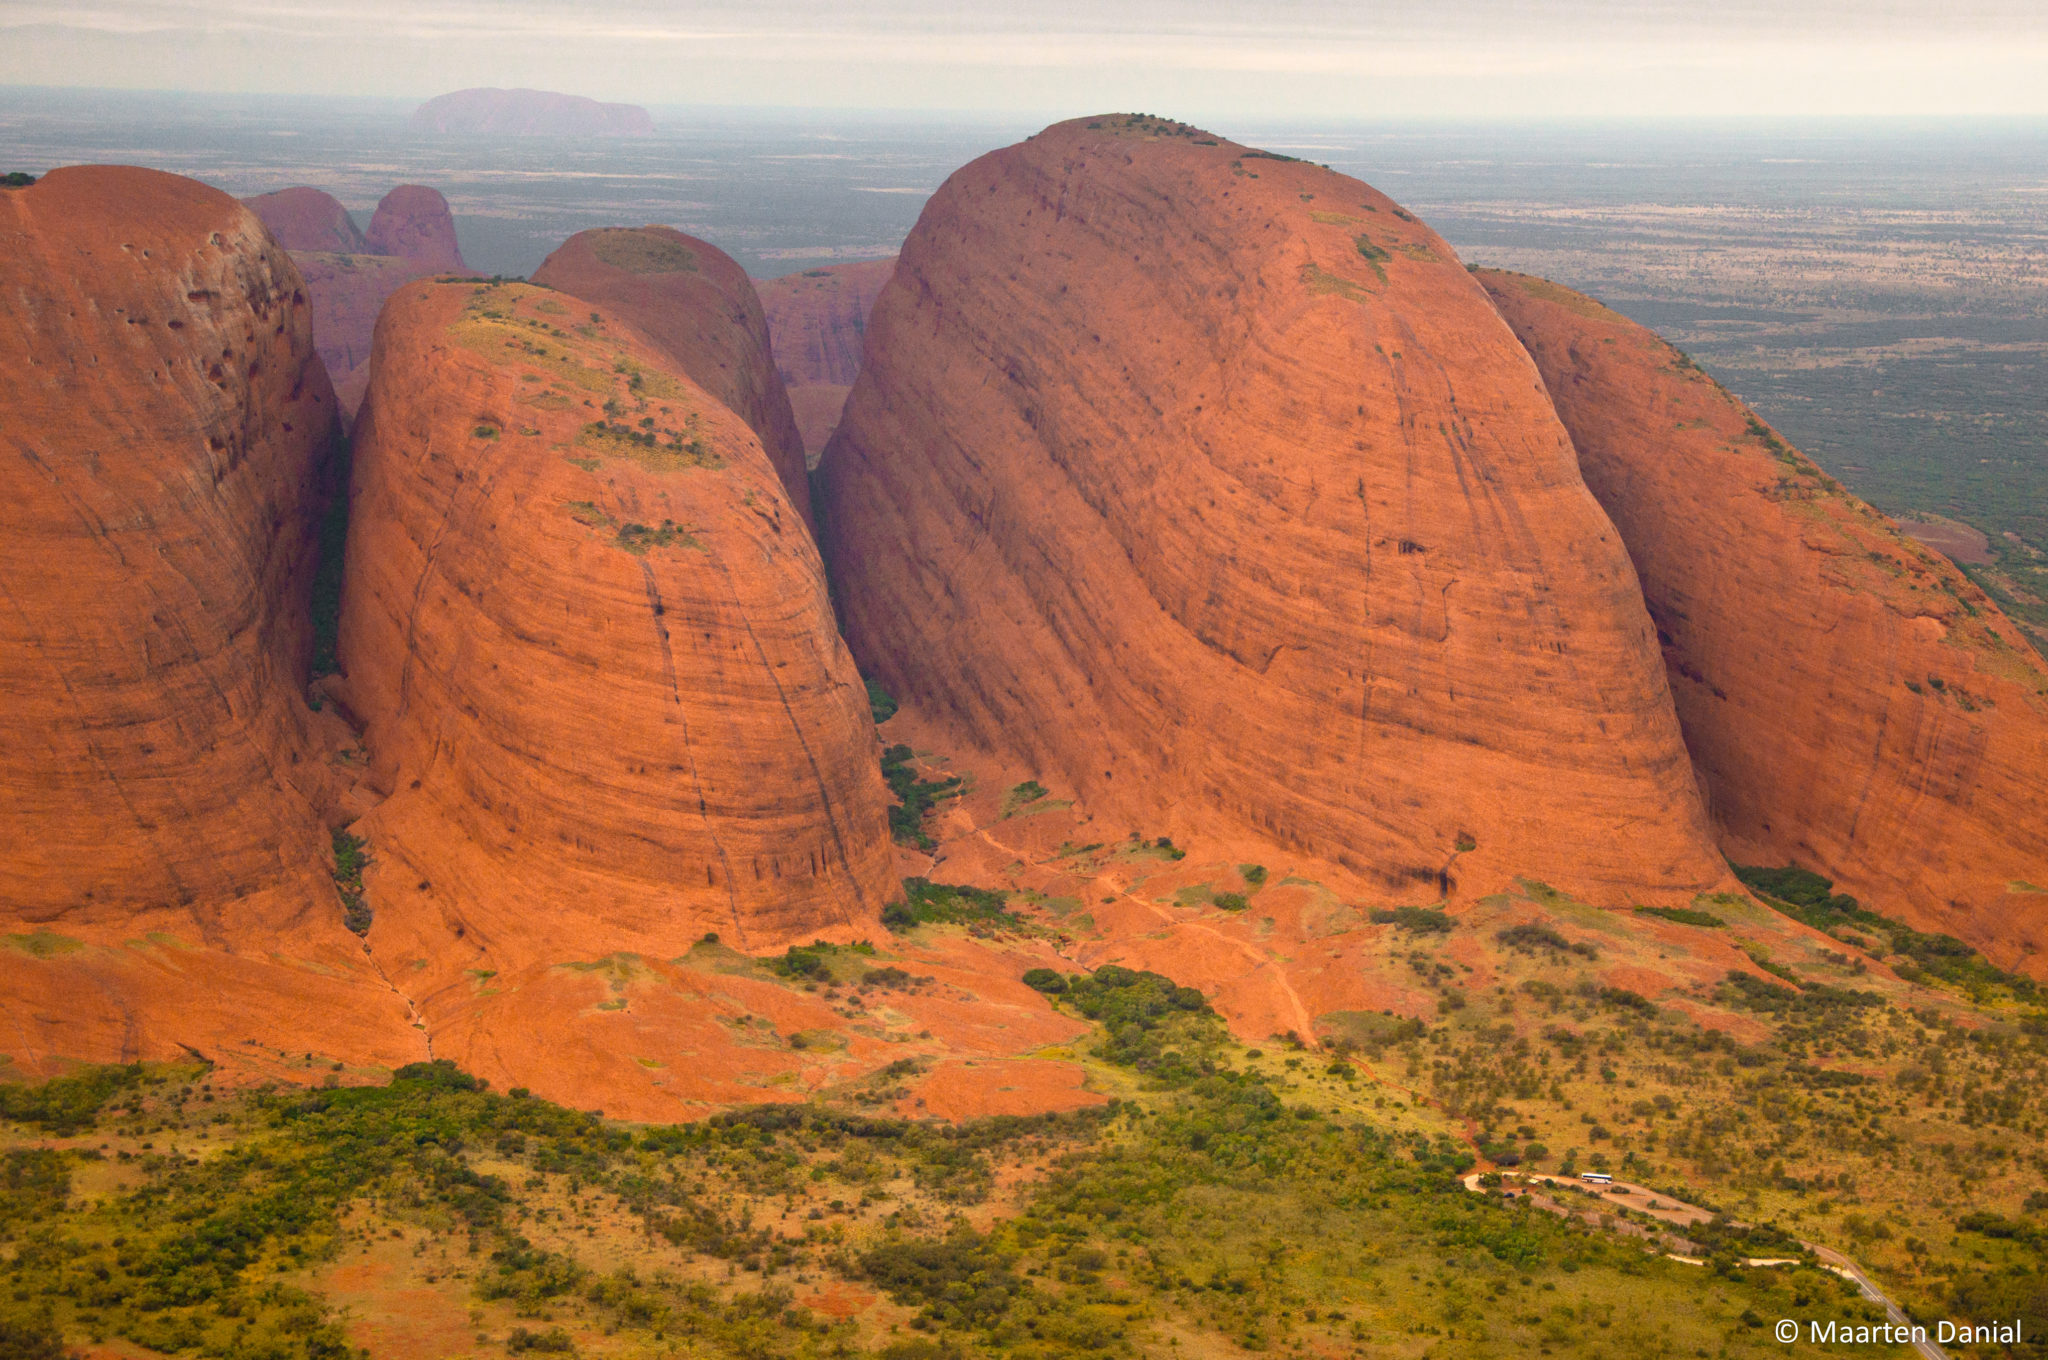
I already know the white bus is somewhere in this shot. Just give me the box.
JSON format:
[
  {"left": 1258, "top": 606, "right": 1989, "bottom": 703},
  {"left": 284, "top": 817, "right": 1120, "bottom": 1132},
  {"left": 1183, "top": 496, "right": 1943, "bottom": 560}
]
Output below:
[{"left": 1581, "top": 1171, "right": 1614, "bottom": 1185}]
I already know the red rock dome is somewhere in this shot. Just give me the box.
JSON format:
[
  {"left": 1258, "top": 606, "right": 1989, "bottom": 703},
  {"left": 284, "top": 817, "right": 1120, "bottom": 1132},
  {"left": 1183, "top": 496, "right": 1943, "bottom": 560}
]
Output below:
[
  {"left": 817, "top": 116, "right": 1728, "bottom": 905},
  {"left": 1482, "top": 269, "right": 2048, "bottom": 974}
]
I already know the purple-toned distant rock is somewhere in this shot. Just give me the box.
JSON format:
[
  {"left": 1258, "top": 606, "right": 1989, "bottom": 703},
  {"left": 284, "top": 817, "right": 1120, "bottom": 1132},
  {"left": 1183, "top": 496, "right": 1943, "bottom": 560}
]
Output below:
[
  {"left": 410, "top": 88, "right": 654, "bottom": 137},
  {"left": 365, "top": 184, "right": 466, "bottom": 271},
  {"left": 241, "top": 185, "right": 370, "bottom": 254},
  {"left": 242, "top": 182, "right": 467, "bottom": 419}
]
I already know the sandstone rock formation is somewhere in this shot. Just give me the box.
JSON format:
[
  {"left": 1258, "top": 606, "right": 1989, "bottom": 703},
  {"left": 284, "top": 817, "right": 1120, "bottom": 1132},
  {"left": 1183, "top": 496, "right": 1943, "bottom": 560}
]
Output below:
[
  {"left": 0, "top": 165, "right": 419, "bottom": 1072},
  {"left": 818, "top": 115, "right": 1727, "bottom": 906},
  {"left": 365, "top": 184, "right": 465, "bottom": 271},
  {"left": 252, "top": 182, "right": 468, "bottom": 419},
  {"left": 1481, "top": 270, "right": 2048, "bottom": 973},
  {"left": 758, "top": 257, "right": 896, "bottom": 457},
  {"left": 333, "top": 280, "right": 895, "bottom": 1093},
  {"left": 532, "top": 226, "right": 812, "bottom": 524},
  {"left": 241, "top": 184, "right": 370, "bottom": 254},
  {"left": 411, "top": 87, "right": 654, "bottom": 137},
  {"left": 289, "top": 251, "right": 437, "bottom": 416}
]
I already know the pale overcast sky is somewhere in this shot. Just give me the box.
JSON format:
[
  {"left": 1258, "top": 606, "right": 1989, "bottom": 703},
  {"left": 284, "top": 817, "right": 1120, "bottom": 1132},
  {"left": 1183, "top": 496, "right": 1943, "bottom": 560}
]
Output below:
[{"left": 7, "top": 0, "right": 2048, "bottom": 117}]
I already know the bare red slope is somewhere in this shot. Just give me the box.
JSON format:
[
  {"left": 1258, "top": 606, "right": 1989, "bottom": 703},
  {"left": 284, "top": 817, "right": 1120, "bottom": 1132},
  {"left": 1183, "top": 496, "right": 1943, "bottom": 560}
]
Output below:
[{"left": 1482, "top": 269, "right": 2048, "bottom": 974}]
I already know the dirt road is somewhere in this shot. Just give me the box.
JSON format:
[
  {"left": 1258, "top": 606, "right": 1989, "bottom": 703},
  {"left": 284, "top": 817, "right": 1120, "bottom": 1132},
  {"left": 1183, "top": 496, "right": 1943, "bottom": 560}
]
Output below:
[{"left": 1461, "top": 1172, "right": 1950, "bottom": 1360}]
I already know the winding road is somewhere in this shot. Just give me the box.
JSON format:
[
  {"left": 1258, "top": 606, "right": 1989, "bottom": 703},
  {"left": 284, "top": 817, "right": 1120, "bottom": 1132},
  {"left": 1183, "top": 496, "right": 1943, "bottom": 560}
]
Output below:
[{"left": 1462, "top": 1172, "right": 1950, "bottom": 1359}]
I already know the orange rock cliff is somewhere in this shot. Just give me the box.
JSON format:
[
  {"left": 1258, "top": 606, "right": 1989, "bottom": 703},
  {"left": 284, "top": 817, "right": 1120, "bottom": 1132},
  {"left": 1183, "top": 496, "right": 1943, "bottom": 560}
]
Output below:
[
  {"left": 817, "top": 116, "right": 1729, "bottom": 906},
  {"left": 532, "top": 226, "right": 813, "bottom": 526},
  {"left": 329, "top": 279, "right": 897, "bottom": 1097},
  {"left": 1481, "top": 269, "right": 2048, "bottom": 975},
  {"left": 758, "top": 257, "right": 897, "bottom": 458},
  {"left": 0, "top": 166, "right": 420, "bottom": 1072}
]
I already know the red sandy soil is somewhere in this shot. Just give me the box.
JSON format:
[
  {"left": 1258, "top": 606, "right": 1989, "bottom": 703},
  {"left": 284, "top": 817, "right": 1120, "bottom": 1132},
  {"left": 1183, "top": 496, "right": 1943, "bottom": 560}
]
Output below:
[
  {"left": 818, "top": 115, "right": 1728, "bottom": 911},
  {"left": 0, "top": 165, "right": 421, "bottom": 1079},
  {"left": 533, "top": 227, "right": 812, "bottom": 525},
  {"left": 865, "top": 701, "right": 1906, "bottom": 1064},
  {"left": 898, "top": 1057, "right": 1105, "bottom": 1121},
  {"left": 1482, "top": 269, "right": 2048, "bottom": 976}
]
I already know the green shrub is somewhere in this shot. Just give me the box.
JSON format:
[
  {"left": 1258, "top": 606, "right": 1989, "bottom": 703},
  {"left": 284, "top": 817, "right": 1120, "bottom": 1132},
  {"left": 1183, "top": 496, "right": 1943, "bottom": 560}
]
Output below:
[
  {"left": 393, "top": 1058, "right": 487, "bottom": 1091},
  {"left": 860, "top": 1228, "right": 1022, "bottom": 1327},
  {"left": 881, "top": 745, "right": 961, "bottom": 850},
  {"left": 0, "top": 1149, "right": 69, "bottom": 1227},
  {"left": 507, "top": 1324, "right": 576, "bottom": 1352},
  {"left": 1634, "top": 905, "right": 1726, "bottom": 928},
  {"left": 1739, "top": 863, "right": 2035, "bottom": 997},
  {"left": 1021, "top": 968, "right": 1067, "bottom": 994},
  {"left": 1720, "top": 970, "right": 1883, "bottom": 1015},
  {"left": 0, "top": 1062, "right": 147, "bottom": 1134},
  {"left": 1596, "top": 986, "right": 1657, "bottom": 1015},
  {"left": 767, "top": 943, "right": 834, "bottom": 980},
  {"left": 1240, "top": 864, "right": 1268, "bottom": 887},
  {"left": 1062, "top": 965, "right": 1218, "bottom": 1083},
  {"left": 1371, "top": 906, "right": 1452, "bottom": 935},
  {"left": 332, "top": 826, "right": 371, "bottom": 935},
  {"left": 1495, "top": 923, "right": 1595, "bottom": 957},
  {"left": 865, "top": 679, "right": 898, "bottom": 724},
  {"left": 1212, "top": 891, "right": 1250, "bottom": 911},
  {"left": 0, "top": 1312, "right": 66, "bottom": 1360},
  {"left": 885, "top": 878, "right": 1014, "bottom": 932}
]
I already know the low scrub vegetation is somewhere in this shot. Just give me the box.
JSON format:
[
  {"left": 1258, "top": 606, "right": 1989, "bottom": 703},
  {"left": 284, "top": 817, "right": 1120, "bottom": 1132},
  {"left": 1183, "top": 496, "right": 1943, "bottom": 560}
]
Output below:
[
  {"left": 880, "top": 745, "right": 961, "bottom": 850},
  {"left": 0, "top": 956, "right": 2004, "bottom": 1360}
]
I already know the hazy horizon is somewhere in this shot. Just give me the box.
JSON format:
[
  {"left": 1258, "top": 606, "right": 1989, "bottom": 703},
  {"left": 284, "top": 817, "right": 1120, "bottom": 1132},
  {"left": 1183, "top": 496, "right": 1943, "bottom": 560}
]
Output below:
[{"left": 9, "top": 0, "right": 2048, "bottom": 119}]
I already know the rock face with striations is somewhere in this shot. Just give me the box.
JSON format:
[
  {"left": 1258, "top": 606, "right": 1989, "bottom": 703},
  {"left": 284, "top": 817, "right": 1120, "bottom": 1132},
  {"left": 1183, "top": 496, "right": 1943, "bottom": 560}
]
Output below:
[
  {"left": 1481, "top": 270, "right": 2048, "bottom": 973},
  {"left": 0, "top": 165, "right": 419, "bottom": 1072},
  {"left": 533, "top": 226, "right": 812, "bottom": 524},
  {"left": 333, "top": 279, "right": 894, "bottom": 1092},
  {"left": 365, "top": 184, "right": 465, "bottom": 271},
  {"left": 758, "top": 257, "right": 896, "bottom": 457},
  {"left": 411, "top": 87, "right": 654, "bottom": 137},
  {"left": 818, "top": 115, "right": 1728, "bottom": 905},
  {"left": 241, "top": 185, "right": 370, "bottom": 254}
]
